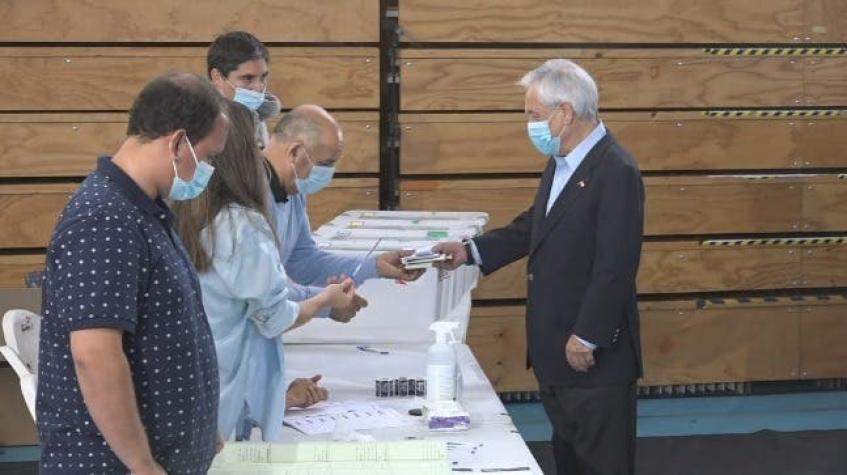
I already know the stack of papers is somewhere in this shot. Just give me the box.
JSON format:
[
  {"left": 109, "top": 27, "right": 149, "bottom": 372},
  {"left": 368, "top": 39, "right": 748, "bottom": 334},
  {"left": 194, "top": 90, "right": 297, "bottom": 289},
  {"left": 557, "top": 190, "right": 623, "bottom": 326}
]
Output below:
[
  {"left": 401, "top": 247, "right": 450, "bottom": 270},
  {"left": 284, "top": 401, "right": 410, "bottom": 435},
  {"left": 209, "top": 440, "right": 451, "bottom": 475}
]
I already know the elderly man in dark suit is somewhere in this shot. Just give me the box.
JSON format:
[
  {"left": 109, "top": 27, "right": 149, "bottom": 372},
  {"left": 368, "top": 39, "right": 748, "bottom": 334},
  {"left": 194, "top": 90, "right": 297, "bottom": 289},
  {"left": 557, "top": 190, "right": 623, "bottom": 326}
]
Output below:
[{"left": 435, "top": 59, "right": 644, "bottom": 475}]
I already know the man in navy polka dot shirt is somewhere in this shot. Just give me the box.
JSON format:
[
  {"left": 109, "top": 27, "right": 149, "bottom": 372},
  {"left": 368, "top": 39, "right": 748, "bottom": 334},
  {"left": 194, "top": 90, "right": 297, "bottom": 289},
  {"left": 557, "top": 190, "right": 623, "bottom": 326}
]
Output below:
[{"left": 37, "top": 73, "right": 229, "bottom": 474}]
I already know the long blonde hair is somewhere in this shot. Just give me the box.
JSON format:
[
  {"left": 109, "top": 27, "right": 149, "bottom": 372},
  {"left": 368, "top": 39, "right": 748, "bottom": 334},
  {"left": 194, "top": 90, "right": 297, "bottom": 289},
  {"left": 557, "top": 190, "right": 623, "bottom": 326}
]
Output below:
[{"left": 174, "top": 102, "right": 277, "bottom": 272}]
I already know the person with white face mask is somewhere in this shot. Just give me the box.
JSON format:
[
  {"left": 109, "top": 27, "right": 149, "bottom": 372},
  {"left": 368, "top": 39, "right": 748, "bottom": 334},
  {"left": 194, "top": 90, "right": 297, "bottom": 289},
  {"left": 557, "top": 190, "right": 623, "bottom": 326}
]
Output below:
[{"left": 263, "top": 105, "right": 424, "bottom": 324}]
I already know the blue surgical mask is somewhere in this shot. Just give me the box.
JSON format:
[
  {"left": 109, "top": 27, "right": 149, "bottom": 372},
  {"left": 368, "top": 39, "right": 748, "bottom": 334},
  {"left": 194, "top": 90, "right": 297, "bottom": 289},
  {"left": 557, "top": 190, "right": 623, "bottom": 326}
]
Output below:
[
  {"left": 297, "top": 165, "right": 335, "bottom": 195},
  {"left": 228, "top": 80, "right": 266, "bottom": 112},
  {"left": 527, "top": 110, "right": 565, "bottom": 157},
  {"left": 168, "top": 137, "right": 215, "bottom": 201},
  {"left": 291, "top": 150, "right": 336, "bottom": 195}
]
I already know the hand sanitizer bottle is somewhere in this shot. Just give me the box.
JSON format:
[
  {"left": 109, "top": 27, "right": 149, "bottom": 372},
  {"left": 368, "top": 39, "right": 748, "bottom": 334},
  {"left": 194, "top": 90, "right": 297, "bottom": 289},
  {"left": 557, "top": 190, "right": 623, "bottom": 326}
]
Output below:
[{"left": 426, "top": 321, "right": 459, "bottom": 404}]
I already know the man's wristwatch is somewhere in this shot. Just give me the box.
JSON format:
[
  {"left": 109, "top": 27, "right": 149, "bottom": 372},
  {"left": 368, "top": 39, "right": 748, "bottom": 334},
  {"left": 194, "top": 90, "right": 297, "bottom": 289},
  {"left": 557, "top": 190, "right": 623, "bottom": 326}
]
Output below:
[{"left": 461, "top": 238, "right": 476, "bottom": 266}]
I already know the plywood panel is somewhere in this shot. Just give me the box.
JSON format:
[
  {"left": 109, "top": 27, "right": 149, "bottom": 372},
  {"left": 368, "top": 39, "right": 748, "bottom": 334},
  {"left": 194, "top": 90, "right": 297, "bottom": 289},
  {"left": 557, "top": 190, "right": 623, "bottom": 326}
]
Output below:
[
  {"left": 806, "top": 0, "right": 847, "bottom": 47},
  {"left": 0, "top": 113, "right": 124, "bottom": 177},
  {"left": 638, "top": 244, "right": 802, "bottom": 294},
  {"left": 307, "top": 178, "right": 379, "bottom": 230},
  {"left": 400, "top": 179, "right": 537, "bottom": 230},
  {"left": 399, "top": 0, "right": 807, "bottom": 43},
  {"left": 0, "top": 47, "right": 378, "bottom": 111},
  {"left": 467, "top": 305, "right": 538, "bottom": 392},
  {"left": 269, "top": 112, "right": 380, "bottom": 174},
  {"left": 799, "top": 303, "right": 847, "bottom": 378},
  {"left": 0, "top": 367, "right": 37, "bottom": 445},
  {"left": 474, "top": 259, "right": 527, "bottom": 300},
  {"left": 640, "top": 304, "right": 799, "bottom": 385},
  {"left": 399, "top": 50, "right": 804, "bottom": 111},
  {"left": 804, "top": 57, "right": 847, "bottom": 107},
  {"left": 0, "top": 111, "right": 378, "bottom": 178},
  {"left": 0, "top": 184, "right": 77, "bottom": 249},
  {"left": 402, "top": 177, "right": 822, "bottom": 236},
  {"left": 645, "top": 177, "right": 803, "bottom": 235},
  {"left": 400, "top": 112, "right": 847, "bottom": 174},
  {"left": 0, "top": 0, "right": 379, "bottom": 42},
  {"left": 803, "top": 179, "right": 847, "bottom": 231},
  {"left": 0, "top": 254, "right": 45, "bottom": 288},
  {"left": 802, "top": 245, "right": 847, "bottom": 288}
]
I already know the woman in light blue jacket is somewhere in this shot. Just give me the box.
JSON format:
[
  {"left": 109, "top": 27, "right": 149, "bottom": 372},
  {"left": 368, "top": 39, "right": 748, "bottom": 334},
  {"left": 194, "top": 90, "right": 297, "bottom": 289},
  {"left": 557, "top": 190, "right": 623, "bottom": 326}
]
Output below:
[{"left": 174, "top": 102, "right": 358, "bottom": 441}]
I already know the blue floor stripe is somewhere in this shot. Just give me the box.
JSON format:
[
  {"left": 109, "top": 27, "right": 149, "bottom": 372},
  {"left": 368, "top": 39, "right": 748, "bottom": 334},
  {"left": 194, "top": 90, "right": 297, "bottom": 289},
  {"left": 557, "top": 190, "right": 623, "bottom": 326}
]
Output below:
[
  {"left": 0, "top": 446, "right": 39, "bottom": 463},
  {"left": 505, "top": 391, "right": 847, "bottom": 442}
]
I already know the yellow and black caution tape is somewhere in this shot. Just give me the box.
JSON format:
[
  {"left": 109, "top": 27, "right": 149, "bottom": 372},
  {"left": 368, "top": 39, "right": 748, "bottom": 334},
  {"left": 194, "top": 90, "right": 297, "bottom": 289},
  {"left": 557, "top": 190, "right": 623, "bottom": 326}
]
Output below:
[
  {"left": 697, "top": 294, "right": 847, "bottom": 308},
  {"left": 701, "top": 236, "right": 847, "bottom": 246},
  {"left": 702, "top": 110, "right": 842, "bottom": 118},
  {"left": 703, "top": 47, "right": 847, "bottom": 56}
]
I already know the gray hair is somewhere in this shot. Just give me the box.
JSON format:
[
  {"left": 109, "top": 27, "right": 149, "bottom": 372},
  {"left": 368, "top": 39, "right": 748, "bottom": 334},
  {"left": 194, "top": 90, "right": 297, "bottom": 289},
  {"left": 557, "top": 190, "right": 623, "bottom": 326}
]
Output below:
[{"left": 517, "top": 59, "right": 599, "bottom": 120}]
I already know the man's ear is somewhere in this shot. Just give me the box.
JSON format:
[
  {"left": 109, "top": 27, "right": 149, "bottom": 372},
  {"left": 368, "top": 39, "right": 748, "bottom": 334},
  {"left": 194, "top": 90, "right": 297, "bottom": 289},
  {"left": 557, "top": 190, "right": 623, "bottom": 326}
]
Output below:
[
  {"left": 560, "top": 102, "right": 576, "bottom": 125},
  {"left": 210, "top": 68, "right": 224, "bottom": 84},
  {"left": 167, "top": 129, "right": 187, "bottom": 161}
]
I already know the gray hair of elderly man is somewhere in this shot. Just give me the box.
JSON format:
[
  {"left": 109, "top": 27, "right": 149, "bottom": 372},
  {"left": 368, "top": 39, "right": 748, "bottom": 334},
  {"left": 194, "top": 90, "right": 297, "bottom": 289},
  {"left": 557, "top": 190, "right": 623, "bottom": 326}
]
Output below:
[
  {"left": 517, "top": 59, "right": 599, "bottom": 121},
  {"left": 271, "top": 104, "right": 343, "bottom": 160}
]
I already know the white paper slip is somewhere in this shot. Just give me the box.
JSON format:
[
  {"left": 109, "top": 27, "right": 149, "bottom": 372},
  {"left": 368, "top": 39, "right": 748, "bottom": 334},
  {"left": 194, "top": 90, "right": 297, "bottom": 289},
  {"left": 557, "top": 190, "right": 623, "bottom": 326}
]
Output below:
[
  {"left": 283, "top": 401, "right": 411, "bottom": 435},
  {"left": 213, "top": 440, "right": 448, "bottom": 464}
]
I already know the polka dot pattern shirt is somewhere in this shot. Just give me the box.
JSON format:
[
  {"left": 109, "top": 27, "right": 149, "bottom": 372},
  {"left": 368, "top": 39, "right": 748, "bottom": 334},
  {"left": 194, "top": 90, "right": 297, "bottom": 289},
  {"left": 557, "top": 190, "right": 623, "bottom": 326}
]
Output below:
[{"left": 37, "top": 156, "right": 220, "bottom": 474}]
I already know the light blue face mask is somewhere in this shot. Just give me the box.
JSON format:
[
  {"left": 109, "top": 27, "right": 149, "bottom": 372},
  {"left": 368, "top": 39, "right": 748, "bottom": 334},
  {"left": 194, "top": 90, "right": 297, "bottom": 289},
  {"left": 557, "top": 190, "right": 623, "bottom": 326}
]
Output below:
[
  {"left": 168, "top": 137, "right": 215, "bottom": 201},
  {"left": 292, "top": 150, "right": 336, "bottom": 195},
  {"left": 227, "top": 79, "right": 266, "bottom": 112},
  {"left": 527, "top": 109, "right": 566, "bottom": 157}
]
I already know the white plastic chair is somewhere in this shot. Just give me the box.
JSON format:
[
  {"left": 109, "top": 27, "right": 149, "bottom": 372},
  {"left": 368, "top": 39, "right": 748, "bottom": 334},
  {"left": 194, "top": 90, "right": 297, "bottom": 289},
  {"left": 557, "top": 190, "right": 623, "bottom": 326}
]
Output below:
[{"left": 0, "top": 309, "right": 41, "bottom": 421}]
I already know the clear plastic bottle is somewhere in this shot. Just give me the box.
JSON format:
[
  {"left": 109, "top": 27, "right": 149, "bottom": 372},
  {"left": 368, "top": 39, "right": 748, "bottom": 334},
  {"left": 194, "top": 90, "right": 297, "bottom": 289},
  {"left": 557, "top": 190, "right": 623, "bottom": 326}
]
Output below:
[{"left": 426, "top": 321, "right": 459, "bottom": 404}]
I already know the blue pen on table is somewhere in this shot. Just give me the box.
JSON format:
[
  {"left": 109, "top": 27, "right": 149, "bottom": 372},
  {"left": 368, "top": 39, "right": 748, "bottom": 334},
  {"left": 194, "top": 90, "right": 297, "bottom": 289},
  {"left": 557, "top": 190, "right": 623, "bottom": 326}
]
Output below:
[
  {"left": 356, "top": 345, "right": 389, "bottom": 355},
  {"left": 350, "top": 237, "right": 382, "bottom": 279}
]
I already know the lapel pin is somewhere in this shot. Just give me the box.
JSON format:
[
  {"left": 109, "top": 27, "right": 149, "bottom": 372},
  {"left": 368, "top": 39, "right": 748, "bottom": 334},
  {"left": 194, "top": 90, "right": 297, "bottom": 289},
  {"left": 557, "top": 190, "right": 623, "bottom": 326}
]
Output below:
[{"left": 578, "top": 180, "right": 586, "bottom": 188}]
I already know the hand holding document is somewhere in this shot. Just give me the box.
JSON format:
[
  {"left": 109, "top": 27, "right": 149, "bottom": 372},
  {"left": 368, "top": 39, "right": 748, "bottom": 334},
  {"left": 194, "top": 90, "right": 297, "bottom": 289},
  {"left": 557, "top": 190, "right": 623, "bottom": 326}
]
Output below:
[{"left": 401, "top": 246, "right": 450, "bottom": 270}]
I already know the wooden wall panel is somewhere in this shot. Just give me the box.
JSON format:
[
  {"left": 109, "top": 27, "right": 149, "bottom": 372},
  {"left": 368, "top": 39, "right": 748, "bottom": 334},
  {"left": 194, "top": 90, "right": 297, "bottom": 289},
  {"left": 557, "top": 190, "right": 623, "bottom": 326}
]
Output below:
[
  {"left": 804, "top": 57, "right": 847, "bottom": 107},
  {"left": 400, "top": 112, "right": 847, "bottom": 174},
  {"left": 0, "top": 367, "right": 37, "bottom": 445},
  {"left": 0, "top": 112, "right": 378, "bottom": 178},
  {"left": 399, "top": 0, "right": 812, "bottom": 43},
  {"left": 638, "top": 243, "right": 802, "bottom": 294},
  {"left": 640, "top": 302, "right": 800, "bottom": 385},
  {"left": 799, "top": 303, "right": 847, "bottom": 378},
  {"left": 644, "top": 177, "right": 803, "bottom": 235},
  {"left": 474, "top": 259, "right": 527, "bottom": 301},
  {"left": 806, "top": 0, "right": 847, "bottom": 43},
  {"left": 0, "top": 114, "right": 124, "bottom": 177},
  {"left": 803, "top": 245, "right": 847, "bottom": 288},
  {"left": 400, "top": 179, "right": 536, "bottom": 229},
  {"left": 803, "top": 179, "right": 847, "bottom": 231},
  {"left": 0, "top": 254, "right": 45, "bottom": 288},
  {"left": 399, "top": 50, "right": 805, "bottom": 111},
  {"left": 467, "top": 305, "right": 538, "bottom": 392},
  {"left": 307, "top": 178, "right": 379, "bottom": 230},
  {"left": 401, "top": 177, "right": 847, "bottom": 236},
  {"left": 0, "top": 0, "right": 380, "bottom": 43},
  {"left": 0, "top": 47, "right": 379, "bottom": 111},
  {"left": 0, "top": 184, "right": 76, "bottom": 249}
]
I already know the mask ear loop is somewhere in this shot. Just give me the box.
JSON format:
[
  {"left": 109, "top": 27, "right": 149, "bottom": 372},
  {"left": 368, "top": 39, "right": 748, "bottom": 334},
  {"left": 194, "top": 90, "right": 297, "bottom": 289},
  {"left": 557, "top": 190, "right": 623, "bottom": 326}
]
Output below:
[{"left": 173, "top": 134, "right": 199, "bottom": 182}]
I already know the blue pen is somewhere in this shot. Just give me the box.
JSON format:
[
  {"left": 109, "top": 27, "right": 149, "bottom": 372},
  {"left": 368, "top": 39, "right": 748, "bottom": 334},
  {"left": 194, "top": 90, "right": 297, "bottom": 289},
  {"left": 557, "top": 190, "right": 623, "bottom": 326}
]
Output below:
[
  {"left": 350, "top": 237, "right": 382, "bottom": 279},
  {"left": 356, "top": 345, "right": 389, "bottom": 355}
]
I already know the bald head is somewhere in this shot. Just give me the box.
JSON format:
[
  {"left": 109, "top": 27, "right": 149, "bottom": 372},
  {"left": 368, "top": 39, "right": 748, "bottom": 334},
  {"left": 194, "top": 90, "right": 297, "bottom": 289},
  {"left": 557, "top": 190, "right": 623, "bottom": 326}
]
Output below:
[{"left": 271, "top": 104, "right": 343, "bottom": 165}]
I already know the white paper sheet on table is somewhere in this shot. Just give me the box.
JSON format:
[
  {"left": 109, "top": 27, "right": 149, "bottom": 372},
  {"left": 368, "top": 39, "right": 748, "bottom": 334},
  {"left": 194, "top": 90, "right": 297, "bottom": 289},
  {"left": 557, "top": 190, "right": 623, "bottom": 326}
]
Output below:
[
  {"left": 209, "top": 440, "right": 452, "bottom": 475},
  {"left": 283, "top": 401, "right": 411, "bottom": 435}
]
